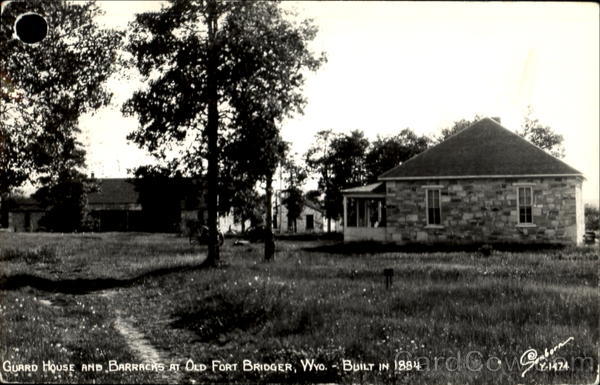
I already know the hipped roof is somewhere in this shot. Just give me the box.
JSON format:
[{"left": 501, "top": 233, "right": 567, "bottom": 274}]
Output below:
[{"left": 379, "top": 118, "right": 582, "bottom": 180}]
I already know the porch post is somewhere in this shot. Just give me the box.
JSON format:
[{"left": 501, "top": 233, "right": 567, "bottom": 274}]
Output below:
[{"left": 343, "top": 195, "right": 347, "bottom": 233}]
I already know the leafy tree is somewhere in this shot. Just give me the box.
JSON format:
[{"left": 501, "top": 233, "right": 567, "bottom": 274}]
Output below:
[
  {"left": 435, "top": 115, "right": 483, "bottom": 143},
  {"left": 585, "top": 205, "right": 599, "bottom": 232},
  {"left": 305, "top": 130, "right": 338, "bottom": 232},
  {"left": 220, "top": 182, "right": 261, "bottom": 232},
  {"left": 124, "top": 0, "right": 323, "bottom": 264},
  {"left": 282, "top": 188, "right": 304, "bottom": 233},
  {"left": 517, "top": 107, "right": 565, "bottom": 158},
  {"left": 220, "top": 2, "right": 323, "bottom": 260},
  {"left": 330, "top": 131, "right": 370, "bottom": 185},
  {"left": 309, "top": 130, "right": 369, "bottom": 224},
  {"left": 131, "top": 166, "right": 192, "bottom": 233},
  {"left": 0, "top": 1, "right": 121, "bottom": 195},
  {"left": 437, "top": 110, "right": 565, "bottom": 158},
  {"left": 365, "top": 129, "right": 431, "bottom": 182},
  {"left": 280, "top": 156, "right": 307, "bottom": 233},
  {"left": 32, "top": 169, "right": 97, "bottom": 232}
]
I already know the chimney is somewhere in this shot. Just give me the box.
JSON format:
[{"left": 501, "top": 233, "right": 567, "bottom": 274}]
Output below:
[{"left": 491, "top": 116, "right": 501, "bottom": 124}]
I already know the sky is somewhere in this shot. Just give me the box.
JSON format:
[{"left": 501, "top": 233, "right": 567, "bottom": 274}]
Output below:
[{"left": 79, "top": 1, "right": 599, "bottom": 205}]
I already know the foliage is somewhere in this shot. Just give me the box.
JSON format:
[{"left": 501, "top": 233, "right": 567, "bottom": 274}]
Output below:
[
  {"left": 123, "top": 0, "right": 323, "bottom": 181},
  {"left": 305, "top": 130, "right": 369, "bottom": 222},
  {"left": 365, "top": 129, "right": 431, "bottom": 181},
  {"left": 517, "top": 106, "right": 565, "bottom": 158},
  {"left": 32, "top": 169, "right": 97, "bottom": 232},
  {"left": 305, "top": 130, "right": 338, "bottom": 230},
  {"left": 0, "top": 0, "right": 121, "bottom": 194},
  {"left": 282, "top": 188, "right": 305, "bottom": 232},
  {"left": 437, "top": 109, "right": 565, "bottom": 159},
  {"left": 308, "top": 128, "right": 426, "bottom": 221},
  {"left": 124, "top": 0, "right": 324, "bottom": 263},
  {"left": 585, "top": 205, "right": 599, "bottom": 232},
  {"left": 131, "top": 165, "right": 196, "bottom": 233},
  {"left": 280, "top": 156, "right": 308, "bottom": 232},
  {"left": 435, "top": 115, "right": 483, "bottom": 143}
]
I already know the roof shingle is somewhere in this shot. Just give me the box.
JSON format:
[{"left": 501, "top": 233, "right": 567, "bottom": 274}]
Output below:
[
  {"left": 88, "top": 178, "right": 139, "bottom": 204},
  {"left": 379, "top": 118, "right": 582, "bottom": 179}
]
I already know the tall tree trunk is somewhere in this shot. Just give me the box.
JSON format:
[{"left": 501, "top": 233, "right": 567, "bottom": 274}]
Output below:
[
  {"left": 264, "top": 173, "right": 275, "bottom": 261},
  {"left": 327, "top": 217, "right": 331, "bottom": 233},
  {"left": 205, "top": 1, "right": 219, "bottom": 266}
]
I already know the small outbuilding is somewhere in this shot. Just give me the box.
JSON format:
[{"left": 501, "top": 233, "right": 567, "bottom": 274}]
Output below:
[
  {"left": 273, "top": 194, "right": 325, "bottom": 233},
  {"left": 5, "top": 198, "right": 45, "bottom": 232}
]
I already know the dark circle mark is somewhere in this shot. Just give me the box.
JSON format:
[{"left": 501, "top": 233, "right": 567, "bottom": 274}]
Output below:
[{"left": 15, "top": 13, "right": 47, "bottom": 44}]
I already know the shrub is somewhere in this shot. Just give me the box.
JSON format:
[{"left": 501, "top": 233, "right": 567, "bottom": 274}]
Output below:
[
  {"left": 585, "top": 205, "right": 599, "bottom": 232},
  {"left": 171, "top": 284, "right": 288, "bottom": 342}
]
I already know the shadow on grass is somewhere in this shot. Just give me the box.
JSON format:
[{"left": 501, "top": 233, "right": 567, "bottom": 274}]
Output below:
[
  {"left": 304, "top": 241, "right": 568, "bottom": 255},
  {"left": 0, "top": 258, "right": 214, "bottom": 294}
]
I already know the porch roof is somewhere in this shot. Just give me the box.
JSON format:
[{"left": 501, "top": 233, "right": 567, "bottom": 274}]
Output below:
[{"left": 342, "top": 182, "right": 385, "bottom": 195}]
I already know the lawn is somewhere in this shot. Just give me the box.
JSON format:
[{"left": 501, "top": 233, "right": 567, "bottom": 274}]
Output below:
[{"left": 0, "top": 232, "right": 597, "bottom": 384}]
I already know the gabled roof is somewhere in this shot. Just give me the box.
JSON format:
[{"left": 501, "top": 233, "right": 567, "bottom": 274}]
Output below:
[
  {"left": 7, "top": 197, "right": 44, "bottom": 212},
  {"left": 304, "top": 199, "right": 324, "bottom": 213},
  {"left": 88, "top": 178, "right": 139, "bottom": 204},
  {"left": 379, "top": 118, "right": 583, "bottom": 180}
]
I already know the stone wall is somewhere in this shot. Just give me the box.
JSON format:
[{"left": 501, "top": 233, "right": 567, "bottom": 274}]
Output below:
[{"left": 385, "top": 176, "right": 583, "bottom": 244}]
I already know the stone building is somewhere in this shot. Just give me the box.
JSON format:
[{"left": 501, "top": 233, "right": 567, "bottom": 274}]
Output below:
[{"left": 342, "top": 118, "right": 585, "bottom": 244}]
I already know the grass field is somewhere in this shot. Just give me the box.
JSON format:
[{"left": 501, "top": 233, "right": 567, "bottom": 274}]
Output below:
[{"left": 0, "top": 232, "right": 598, "bottom": 384}]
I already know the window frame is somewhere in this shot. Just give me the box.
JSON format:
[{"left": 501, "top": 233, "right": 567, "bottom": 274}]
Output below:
[
  {"left": 425, "top": 188, "right": 442, "bottom": 226},
  {"left": 345, "top": 197, "right": 386, "bottom": 228},
  {"left": 517, "top": 186, "right": 534, "bottom": 224}
]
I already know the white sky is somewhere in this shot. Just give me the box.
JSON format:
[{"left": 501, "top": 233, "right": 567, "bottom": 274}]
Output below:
[{"left": 80, "top": 1, "right": 599, "bottom": 205}]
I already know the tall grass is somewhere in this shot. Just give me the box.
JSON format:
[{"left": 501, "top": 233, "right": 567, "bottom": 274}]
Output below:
[{"left": 0, "top": 232, "right": 597, "bottom": 384}]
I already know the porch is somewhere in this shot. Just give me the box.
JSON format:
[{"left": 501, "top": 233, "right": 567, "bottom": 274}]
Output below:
[{"left": 342, "top": 182, "right": 387, "bottom": 242}]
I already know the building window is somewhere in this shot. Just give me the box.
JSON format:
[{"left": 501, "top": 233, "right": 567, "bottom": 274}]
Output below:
[
  {"left": 306, "top": 214, "right": 314, "bottom": 230},
  {"left": 426, "top": 189, "right": 441, "bottom": 225},
  {"left": 518, "top": 186, "right": 533, "bottom": 224},
  {"left": 346, "top": 198, "right": 386, "bottom": 228}
]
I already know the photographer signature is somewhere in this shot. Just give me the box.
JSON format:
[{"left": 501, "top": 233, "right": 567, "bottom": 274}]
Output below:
[{"left": 520, "top": 337, "right": 574, "bottom": 377}]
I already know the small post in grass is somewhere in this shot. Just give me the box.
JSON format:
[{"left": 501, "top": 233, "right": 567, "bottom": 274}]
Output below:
[{"left": 383, "top": 268, "right": 394, "bottom": 289}]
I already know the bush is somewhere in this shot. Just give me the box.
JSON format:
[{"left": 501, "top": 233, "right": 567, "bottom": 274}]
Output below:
[
  {"left": 585, "top": 205, "right": 599, "bottom": 232},
  {"left": 171, "top": 284, "right": 288, "bottom": 342}
]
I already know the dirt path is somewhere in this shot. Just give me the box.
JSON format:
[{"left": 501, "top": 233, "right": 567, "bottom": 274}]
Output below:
[
  {"left": 100, "top": 289, "right": 183, "bottom": 383},
  {"left": 38, "top": 291, "right": 183, "bottom": 382}
]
